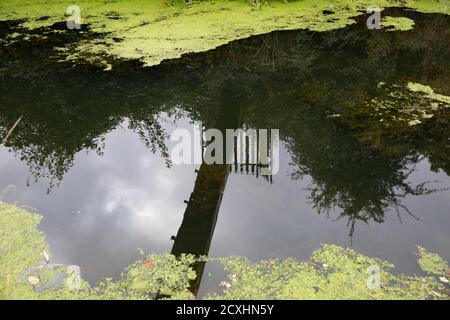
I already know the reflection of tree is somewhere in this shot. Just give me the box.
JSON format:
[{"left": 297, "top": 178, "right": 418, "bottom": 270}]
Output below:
[
  {"left": 128, "top": 113, "right": 172, "bottom": 167},
  {"left": 278, "top": 101, "right": 445, "bottom": 236},
  {"left": 227, "top": 9, "right": 450, "bottom": 234},
  {"left": 303, "top": 158, "right": 444, "bottom": 237},
  {"left": 340, "top": 82, "right": 450, "bottom": 177},
  {"left": 0, "top": 75, "right": 173, "bottom": 191},
  {"left": 0, "top": 7, "right": 449, "bottom": 231}
]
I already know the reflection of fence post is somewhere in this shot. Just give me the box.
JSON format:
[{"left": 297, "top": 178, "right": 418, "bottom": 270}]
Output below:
[
  {"left": 228, "top": 128, "right": 274, "bottom": 181},
  {"left": 171, "top": 87, "right": 241, "bottom": 297},
  {"left": 171, "top": 163, "right": 229, "bottom": 296}
]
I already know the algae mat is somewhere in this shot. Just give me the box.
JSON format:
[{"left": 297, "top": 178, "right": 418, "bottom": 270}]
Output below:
[
  {"left": 1, "top": 201, "right": 448, "bottom": 299},
  {"left": 1, "top": 0, "right": 450, "bottom": 68}
]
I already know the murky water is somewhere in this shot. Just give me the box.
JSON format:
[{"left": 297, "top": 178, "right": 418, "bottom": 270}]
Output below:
[{"left": 1, "top": 8, "right": 449, "bottom": 296}]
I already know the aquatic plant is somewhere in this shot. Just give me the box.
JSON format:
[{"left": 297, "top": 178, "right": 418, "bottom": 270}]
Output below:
[
  {"left": 382, "top": 16, "right": 415, "bottom": 31},
  {"left": 0, "top": 202, "right": 48, "bottom": 299},
  {"left": 1, "top": 5, "right": 450, "bottom": 242},
  {"left": 339, "top": 81, "right": 450, "bottom": 175},
  {"left": 417, "top": 246, "right": 449, "bottom": 276},
  {"left": 1, "top": 0, "right": 449, "bottom": 68},
  {"left": 0, "top": 202, "right": 197, "bottom": 299},
  {"left": 88, "top": 253, "right": 198, "bottom": 300},
  {"left": 1, "top": 202, "right": 448, "bottom": 300},
  {"left": 210, "top": 244, "right": 449, "bottom": 300},
  {"left": 353, "top": 82, "right": 450, "bottom": 130}
]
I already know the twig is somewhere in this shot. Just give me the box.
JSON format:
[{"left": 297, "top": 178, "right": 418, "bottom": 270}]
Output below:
[{"left": 2, "top": 115, "right": 23, "bottom": 145}]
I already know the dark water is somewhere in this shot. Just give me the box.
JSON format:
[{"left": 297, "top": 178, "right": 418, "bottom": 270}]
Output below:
[{"left": 1, "top": 8, "right": 449, "bottom": 297}]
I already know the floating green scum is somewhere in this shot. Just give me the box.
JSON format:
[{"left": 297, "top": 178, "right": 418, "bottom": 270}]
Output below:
[
  {"left": 1, "top": 0, "right": 450, "bottom": 68},
  {"left": 1, "top": 201, "right": 448, "bottom": 299}
]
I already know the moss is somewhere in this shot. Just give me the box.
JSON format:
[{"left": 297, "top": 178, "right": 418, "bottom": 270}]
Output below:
[{"left": 1, "top": 0, "right": 450, "bottom": 68}]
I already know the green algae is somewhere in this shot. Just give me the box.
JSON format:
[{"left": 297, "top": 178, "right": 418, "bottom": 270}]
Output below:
[
  {"left": 342, "top": 81, "right": 450, "bottom": 135},
  {"left": 0, "top": 201, "right": 199, "bottom": 299},
  {"left": 0, "top": 201, "right": 48, "bottom": 299},
  {"left": 417, "top": 246, "right": 449, "bottom": 276},
  {"left": 334, "top": 79, "right": 450, "bottom": 177},
  {"left": 411, "top": 0, "right": 450, "bottom": 14},
  {"left": 1, "top": 0, "right": 449, "bottom": 68},
  {"left": 407, "top": 82, "right": 450, "bottom": 104},
  {"left": 89, "top": 253, "right": 198, "bottom": 300},
  {"left": 0, "top": 201, "right": 93, "bottom": 299},
  {"left": 1, "top": 202, "right": 449, "bottom": 300},
  {"left": 335, "top": 79, "right": 450, "bottom": 179},
  {"left": 382, "top": 16, "right": 415, "bottom": 31},
  {"left": 210, "top": 244, "right": 449, "bottom": 300}
]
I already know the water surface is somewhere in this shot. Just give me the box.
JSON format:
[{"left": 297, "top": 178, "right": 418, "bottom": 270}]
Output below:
[{"left": 1, "top": 8, "right": 449, "bottom": 296}]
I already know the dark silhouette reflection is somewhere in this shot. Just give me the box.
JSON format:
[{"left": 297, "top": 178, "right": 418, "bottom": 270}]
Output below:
[
  {"left": 170, "top": 85, "right": 274, "bottom": 296},
  {"left": 171, "top": 163, "right": 229, "bottom": 296},
  {"left": 171, "top": 85, "right": 240, "bottom": 296},
  {"left": 1, "top": 8, "right": 449, "bottom": 259},
  {"left": 274, "top": 103, "right": 446, "bottom": 237}
]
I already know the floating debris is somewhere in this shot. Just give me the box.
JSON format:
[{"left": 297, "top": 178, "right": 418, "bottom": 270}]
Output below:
[
  {"left": 144, "top": 259, "right": 154, "bottom": 269},
  {"left": 27, "top": 275, "right": 40, "bottom": 285},
  {"left": 18, "top": 263, "right": 82, "bottom": 293},
  {"left": 439, "top": 277, "right": 449, "bottom": 284},
  {"left": 408, "top": 119, "right": 422, "bottom": 126},
  {"left": 2, "top": 115, "right": 23, "bottom": 145},
  {"left": 382, "top": 16, "right": 415, "bottom": 31},
  {"left": 431, "top": 290, "right": 442, "bottom": 298},
  {"left": 219, "top": 281, "right": 232, "bottom": 288},
  {"left": 42, "top": 250, "right": 50, "bottom": 264}
]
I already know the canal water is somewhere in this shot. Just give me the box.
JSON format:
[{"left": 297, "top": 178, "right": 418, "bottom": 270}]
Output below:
[{"left": 1, "top": 8, "right": 449, "bottom": 296}]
